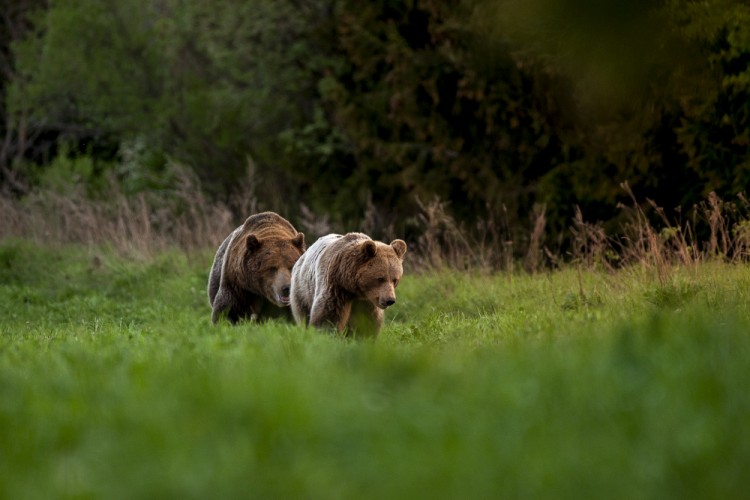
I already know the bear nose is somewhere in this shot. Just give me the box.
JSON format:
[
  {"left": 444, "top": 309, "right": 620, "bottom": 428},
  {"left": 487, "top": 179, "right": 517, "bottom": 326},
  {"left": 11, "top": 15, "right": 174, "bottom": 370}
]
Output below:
[
  {"left": 385, "top": 298, "right": 396, "bottom": 307},
  {"left": 281, "top": 285, "right": 290, "bottom": 297}
]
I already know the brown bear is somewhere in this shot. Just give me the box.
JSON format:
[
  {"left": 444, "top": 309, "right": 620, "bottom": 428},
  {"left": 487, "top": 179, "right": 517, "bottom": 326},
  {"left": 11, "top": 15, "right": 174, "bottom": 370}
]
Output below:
[
  {"left": 207, "top": 212, "right": 305, "bottom": 324},
  {"left": 290, "top": 232, "right": 407, "bottom": 338}
]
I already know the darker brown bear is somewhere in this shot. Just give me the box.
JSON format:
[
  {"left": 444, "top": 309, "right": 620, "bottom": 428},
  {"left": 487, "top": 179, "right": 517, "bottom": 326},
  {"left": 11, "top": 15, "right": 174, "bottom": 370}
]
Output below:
[
  {"left": 208, "top": 212, "right": 305, "bottom": 324},
  {"left": 290, "top": 232, "right": 407, "bottom": 338}
]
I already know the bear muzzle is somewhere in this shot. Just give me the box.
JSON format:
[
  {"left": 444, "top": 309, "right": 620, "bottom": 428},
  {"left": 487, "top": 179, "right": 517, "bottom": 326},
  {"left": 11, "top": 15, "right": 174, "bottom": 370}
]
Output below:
[
  {"left": 276, "top": 284, "right": 291, "bottom": 306},
  {"left": 378, "top": 297, "right": 396, "bottom": 309}
]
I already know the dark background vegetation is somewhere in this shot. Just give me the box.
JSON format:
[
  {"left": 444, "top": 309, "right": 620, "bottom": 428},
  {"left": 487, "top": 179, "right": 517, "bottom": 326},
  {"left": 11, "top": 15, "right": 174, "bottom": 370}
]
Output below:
[{"left": 1, "top": 0, "right": 749, "bottom": 258}]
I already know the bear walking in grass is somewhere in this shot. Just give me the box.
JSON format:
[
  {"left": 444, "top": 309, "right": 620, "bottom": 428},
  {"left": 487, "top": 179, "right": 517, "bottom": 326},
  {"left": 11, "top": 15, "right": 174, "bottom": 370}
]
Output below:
[
  {"left": 208, "top": 212, "right": 305, "bottom": 324},
  {"left": 290, "top": 232, "right": 407, "bottom": 338}
]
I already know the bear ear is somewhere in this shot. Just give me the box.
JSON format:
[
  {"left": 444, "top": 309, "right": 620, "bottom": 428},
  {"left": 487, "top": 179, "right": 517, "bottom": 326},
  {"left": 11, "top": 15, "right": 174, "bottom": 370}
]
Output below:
[
  {"left": 391, "top": 239, "right": 407, "bottom": 259},
  {"left": 361, "top": 240, "right": 377, "bottom": 260},
  {"left": 292, "top": 232, "right": 305, "bottom": 250},
  {"left": 246, "top": 234, "right": 262, "bottom": 253}
]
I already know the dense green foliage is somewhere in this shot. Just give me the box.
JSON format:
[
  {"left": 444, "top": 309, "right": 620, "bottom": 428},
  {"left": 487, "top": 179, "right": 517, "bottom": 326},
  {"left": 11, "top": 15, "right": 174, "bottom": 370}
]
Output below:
[
  {"left": 1, "top": 0, "right": 750, "bottom": 243},
  {"left": 2, "top": 240, "right": 750, "bottom": 498}
]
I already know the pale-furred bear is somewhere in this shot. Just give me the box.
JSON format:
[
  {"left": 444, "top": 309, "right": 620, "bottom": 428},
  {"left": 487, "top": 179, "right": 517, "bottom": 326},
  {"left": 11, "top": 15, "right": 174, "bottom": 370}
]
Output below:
[
  {"left": 207, "top": 212, "right": 305, "bottom": 324},
  {"left": 290, "top": 232, "right": 407, "bottom": 338}
]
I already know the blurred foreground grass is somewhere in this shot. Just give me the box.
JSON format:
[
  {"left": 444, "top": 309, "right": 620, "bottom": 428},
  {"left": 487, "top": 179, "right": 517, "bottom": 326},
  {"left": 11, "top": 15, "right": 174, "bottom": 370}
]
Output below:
[{"left": 1, "top": 240, "right": 749, "bottom": 499}]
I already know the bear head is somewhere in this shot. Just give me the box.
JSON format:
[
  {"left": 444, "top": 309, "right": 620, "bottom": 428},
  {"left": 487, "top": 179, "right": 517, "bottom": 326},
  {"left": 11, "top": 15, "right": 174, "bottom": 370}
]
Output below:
[
  {"left": 243, "top": 231, "right": 305, "bottom": 307},
  {"left": 352, "top": 239, "right": 407, "bottom": 309}
]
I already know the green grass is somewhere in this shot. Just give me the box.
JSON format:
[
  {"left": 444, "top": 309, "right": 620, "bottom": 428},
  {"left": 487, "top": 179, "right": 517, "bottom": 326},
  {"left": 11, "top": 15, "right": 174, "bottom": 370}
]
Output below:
[{"left": 1, "top": 239, "right": 749, "bottom": 499}]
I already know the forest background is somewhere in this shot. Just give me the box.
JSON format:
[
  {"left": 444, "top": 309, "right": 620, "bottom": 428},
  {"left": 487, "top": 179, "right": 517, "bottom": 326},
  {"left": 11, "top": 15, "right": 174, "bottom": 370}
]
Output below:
[{"left": 1, "top": 0, "right": 749, "bottom": 264}]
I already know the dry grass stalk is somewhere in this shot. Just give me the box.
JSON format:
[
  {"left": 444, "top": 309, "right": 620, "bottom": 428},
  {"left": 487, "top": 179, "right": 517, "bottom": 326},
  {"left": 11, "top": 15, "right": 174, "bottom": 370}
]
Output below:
[
  {"left": 413, "top": 197, "right": 474, "bottom": 270},
  {"left": 731, "top": 193, "right": 750, "bottom": 261},
  {"left": 699, "top": 190, "right": 736, "bottom": 260},
  {"left": 570, "top": 205, "right": 612, "bottom": 271},
  {"left": 5, "top": 169, "right": 750, "bottom": 273},
  {"left": 411, "top": 198, "right": 515, "bottom": 272},
  {"left": 613, "top": 184, "right": 750, "bottom": 283},
  {"left": 617, "top": 182, "right": 682, "bottom": 284},
  {"left": 473, "top": 203, "right": 514, "bottom": 271},
  {"left": 0, "top": 166, "right": 242, "bottom": 258},
  {"left": 524, "top": 204, "right": 546, "bottom": 273}
]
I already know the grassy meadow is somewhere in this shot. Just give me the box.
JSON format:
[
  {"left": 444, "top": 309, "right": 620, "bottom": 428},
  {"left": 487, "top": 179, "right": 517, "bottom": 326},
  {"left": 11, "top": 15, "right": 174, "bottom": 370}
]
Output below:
[{"left": 1, "top": 239, "right": 749, "bottom": 499}]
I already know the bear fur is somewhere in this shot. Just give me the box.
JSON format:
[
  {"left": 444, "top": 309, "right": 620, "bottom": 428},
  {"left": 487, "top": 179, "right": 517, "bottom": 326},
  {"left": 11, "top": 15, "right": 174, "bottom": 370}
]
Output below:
[
  {"left": 290, "top": 232, "right": 407, "bottom": 338},
  {"left": 208, "top": 212, "right": 305, "bottom": 324}
]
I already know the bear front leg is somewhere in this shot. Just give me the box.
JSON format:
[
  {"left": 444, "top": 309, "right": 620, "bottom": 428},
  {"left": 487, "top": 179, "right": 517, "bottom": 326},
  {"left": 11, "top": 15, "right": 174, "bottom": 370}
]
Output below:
[
  {"left": 348, "top": 300, "right": 384, "bottom": 338},
  {"left": 211, "top": 289, "right": 237, "bottom": 324},
  {"left": 309, "top": 294, "right": 351, "bottom": 334},
  {"left": 290, "top": 288, "right": 311, "bottom": 327}
]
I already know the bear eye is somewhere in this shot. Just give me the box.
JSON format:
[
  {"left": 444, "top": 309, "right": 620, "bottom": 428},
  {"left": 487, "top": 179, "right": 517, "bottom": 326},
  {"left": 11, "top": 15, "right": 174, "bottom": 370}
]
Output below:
[
  {"left": 268, "top": 266, "right": 278, "bottom": 274},
  {"left": 378, "top": 277, "right": 386, "bottom": 284},
  {"left": 393, "top": 279, "right": 399, "bottom": 288}
]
